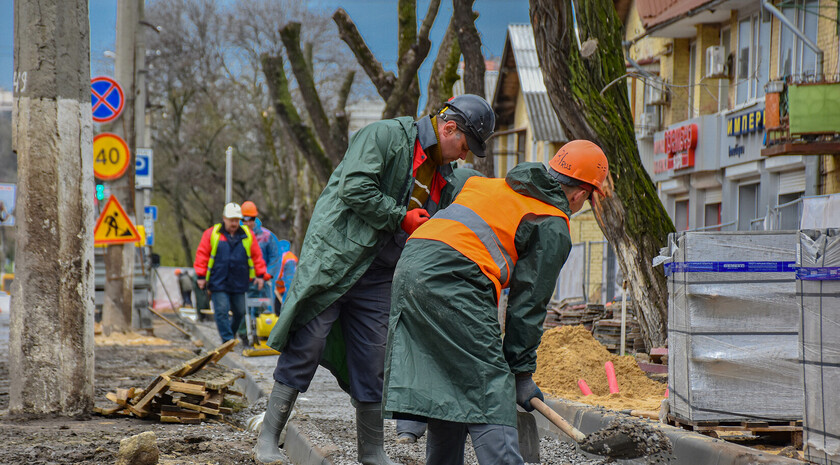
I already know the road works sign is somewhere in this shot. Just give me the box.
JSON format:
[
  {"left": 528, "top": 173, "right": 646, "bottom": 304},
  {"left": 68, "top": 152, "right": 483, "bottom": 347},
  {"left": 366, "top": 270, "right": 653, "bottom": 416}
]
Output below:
[
  {"left": 91, "top": 76, "right": 124, "bottom": 123},
  {"left": 93, "top": 133, "right": 131, "bottom": 181},
  {"left": 94, "top": 195, "right": 141, "bottom": 245}
]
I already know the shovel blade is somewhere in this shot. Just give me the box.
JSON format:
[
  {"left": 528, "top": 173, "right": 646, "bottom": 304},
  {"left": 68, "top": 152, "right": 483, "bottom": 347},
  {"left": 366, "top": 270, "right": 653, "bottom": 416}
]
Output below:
[{"left": 516, "top": 411, "right": 540, "bottom": 463}]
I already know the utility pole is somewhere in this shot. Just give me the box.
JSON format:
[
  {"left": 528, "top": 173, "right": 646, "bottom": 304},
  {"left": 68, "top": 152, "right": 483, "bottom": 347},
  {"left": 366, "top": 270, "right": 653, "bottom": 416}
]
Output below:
[
  {"left": 102, "top": 0, "right": 145, "bottom": 333},
  {"left": 10, "top": 0, "right": 95, "bottom": 415}
]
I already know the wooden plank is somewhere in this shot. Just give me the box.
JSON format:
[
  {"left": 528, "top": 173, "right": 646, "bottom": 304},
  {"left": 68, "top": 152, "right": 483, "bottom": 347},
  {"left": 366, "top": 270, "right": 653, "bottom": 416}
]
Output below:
[
  {"left": 132, "top": 376, "right": 170, "bottom": 416},
  {"left": 169, "top": 381, "right": 207, "bottom": 396},
  {"left": 94, "top": 405, "right": 125, "bottom": 416},
  {"left": 218, "top": 406, "right": 233, "bottom": 415},
  {"left": 176, "top": 400, "right": 220, "bottom": 416}
]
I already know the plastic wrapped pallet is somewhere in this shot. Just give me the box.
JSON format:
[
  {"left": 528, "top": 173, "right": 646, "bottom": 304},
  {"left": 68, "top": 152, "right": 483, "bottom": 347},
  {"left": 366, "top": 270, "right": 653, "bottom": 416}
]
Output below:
[
  {"left": 663, "top": 231, "right": 802, "bottom": 422},
  {"left": 797, "top": 229, "right": 840, "bottom": 465}
]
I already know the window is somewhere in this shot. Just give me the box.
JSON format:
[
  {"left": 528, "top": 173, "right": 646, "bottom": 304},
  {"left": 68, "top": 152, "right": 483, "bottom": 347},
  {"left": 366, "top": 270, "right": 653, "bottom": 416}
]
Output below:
[
  {"left": 738, "top": 183, "right": 760, "bottom": 230},
  {"left": 705, "top": 203, "right": 722, "bottom": 230},
  {"left": 674, "top": 199, "right": 689, "bottom": 231},
  {"left": 719, "top": 27, "right": 731, "bottom": 112},
  {"left": 736, "top": 11, "right": 771, "bottom": 105},
  {"left": 777, "top": 192, "right": 804, "bottom": 230},
  {"left": 778, "top": 0, "right": 820, "bottom": 80}
]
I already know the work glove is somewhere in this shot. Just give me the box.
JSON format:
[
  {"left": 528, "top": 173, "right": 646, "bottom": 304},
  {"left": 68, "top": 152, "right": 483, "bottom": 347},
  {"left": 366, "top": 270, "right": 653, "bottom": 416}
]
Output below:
[
  {"left": 515, "top": 374, "right": 544, "bottom": 412},
  {"left": 401, "top": 208, "right": 430, "bottom": 234}
]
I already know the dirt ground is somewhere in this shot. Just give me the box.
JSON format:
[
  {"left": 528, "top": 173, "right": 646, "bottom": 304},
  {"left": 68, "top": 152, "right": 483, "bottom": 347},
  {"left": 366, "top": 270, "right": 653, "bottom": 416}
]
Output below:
[{"left": 0, "top": 315, "right": 264, "bottom": 465}]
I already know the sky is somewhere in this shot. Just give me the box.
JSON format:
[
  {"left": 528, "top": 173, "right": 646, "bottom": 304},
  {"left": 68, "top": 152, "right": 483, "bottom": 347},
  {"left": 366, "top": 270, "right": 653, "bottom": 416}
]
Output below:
[{"left": 0, "top": 0, "right": 531, "bottom": 99}]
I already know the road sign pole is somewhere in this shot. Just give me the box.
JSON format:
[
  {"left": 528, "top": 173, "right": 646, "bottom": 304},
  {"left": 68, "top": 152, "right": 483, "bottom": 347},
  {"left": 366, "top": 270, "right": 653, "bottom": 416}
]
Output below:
[{"left": 225, "top": 146, "right": 233, "bottom": 204}]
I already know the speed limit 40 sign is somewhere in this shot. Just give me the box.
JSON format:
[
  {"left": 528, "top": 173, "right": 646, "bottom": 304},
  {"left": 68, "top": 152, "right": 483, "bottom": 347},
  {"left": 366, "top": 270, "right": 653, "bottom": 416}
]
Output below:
[{"left": 93, "top": 133, "right": 130, "bottom": 181}]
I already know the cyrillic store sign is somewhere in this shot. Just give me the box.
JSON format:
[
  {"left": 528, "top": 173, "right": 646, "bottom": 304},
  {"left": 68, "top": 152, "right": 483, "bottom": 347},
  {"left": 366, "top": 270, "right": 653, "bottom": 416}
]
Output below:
[{"left": 654, "top": 123, "right": 698, "bottom": 174}]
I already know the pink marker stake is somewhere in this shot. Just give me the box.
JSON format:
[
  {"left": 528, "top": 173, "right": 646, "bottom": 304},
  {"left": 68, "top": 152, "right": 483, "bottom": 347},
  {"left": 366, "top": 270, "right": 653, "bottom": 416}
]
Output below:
[
  {"left": 605, "top": 361, "right": 620, "bottom": 394},
  {"left": 578, "top": 379, "right": 593, "bottom": 396}
]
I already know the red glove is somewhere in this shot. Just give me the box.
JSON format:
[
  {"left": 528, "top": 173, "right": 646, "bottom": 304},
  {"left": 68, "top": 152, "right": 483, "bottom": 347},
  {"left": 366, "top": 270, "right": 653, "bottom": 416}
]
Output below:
[{"left": 401, "top": 208, "right": 430, "bottom": 234}]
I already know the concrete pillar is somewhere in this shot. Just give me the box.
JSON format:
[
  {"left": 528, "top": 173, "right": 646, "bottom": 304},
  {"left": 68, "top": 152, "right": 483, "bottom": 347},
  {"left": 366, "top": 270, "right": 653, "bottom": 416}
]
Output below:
[{"left": 10, "top": 0, "right": 95, "bottom": 415}]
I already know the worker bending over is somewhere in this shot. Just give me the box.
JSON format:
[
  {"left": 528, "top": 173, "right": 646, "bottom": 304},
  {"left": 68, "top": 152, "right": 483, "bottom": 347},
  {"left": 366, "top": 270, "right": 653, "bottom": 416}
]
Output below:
[
  {"left": 383, "top": 140, "right": 609, "bottom": 464},
  {"left": 253, "top": 95, "right": 496, "bottom": 465}
]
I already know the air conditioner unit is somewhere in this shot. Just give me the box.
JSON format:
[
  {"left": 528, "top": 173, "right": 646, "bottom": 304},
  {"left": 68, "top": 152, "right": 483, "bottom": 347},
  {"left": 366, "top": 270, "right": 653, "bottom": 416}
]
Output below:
[
  {"left": 638, "top": 110, "right": 658, "bottom": 138},
  {"left": 705, "top": 45, "right": 727, "bottom": 79},
  {"left": 647, "top": 78, "right": 668, "bottom": 106}
]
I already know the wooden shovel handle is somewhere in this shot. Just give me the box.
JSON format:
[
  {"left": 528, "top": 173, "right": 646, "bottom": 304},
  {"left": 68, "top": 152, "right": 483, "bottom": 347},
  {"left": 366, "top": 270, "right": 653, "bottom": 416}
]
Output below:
[{"left": 530, "top": 397, "right": 587, "bottom": 443}]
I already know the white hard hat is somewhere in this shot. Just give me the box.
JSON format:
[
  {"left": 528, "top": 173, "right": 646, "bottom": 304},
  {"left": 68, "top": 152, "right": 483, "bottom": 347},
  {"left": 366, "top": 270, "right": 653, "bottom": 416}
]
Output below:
[{"left": 223, "top": 202, "right": 242, "bottom": 219}]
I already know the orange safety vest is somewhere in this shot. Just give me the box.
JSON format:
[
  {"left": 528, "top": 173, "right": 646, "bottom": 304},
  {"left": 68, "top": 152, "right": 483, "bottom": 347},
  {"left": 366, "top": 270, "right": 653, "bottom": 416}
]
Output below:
[{"left": 410, "top": 177, "right": 569, "bottom": 301}]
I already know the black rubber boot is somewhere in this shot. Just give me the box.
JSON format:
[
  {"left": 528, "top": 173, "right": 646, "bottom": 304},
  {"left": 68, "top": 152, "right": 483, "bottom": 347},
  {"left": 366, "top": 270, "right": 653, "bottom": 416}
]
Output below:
[
  {"left": 253, "top": 382, "right": 298, "bottom": 464},
  {"left": 355, "top": 401, "right": 401, "bottom": 465}
]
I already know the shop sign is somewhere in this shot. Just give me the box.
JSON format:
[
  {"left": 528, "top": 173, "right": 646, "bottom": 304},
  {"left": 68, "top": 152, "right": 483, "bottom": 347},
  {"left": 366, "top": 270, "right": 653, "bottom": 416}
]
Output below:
[
  {"left": 726, "top": 109, "right": 764, "bottom": 136},
  {"left": 654, "top": 123, "right": 698, "bottom": 174}
]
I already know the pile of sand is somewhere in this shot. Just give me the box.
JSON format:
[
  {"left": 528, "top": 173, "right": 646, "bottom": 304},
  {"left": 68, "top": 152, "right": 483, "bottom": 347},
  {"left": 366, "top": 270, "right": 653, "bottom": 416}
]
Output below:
[
  {"left": 94, "top": 331, "right": 171, "bottom": 346},
  {"left": 534, "top": 325, "right": 666, "bottom": 411}
]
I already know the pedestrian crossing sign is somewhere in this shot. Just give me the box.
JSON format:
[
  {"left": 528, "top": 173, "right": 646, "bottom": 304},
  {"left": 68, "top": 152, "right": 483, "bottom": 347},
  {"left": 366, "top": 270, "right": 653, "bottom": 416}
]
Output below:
[{"left": 94, "top": 195, "right": 141, "bottom": 244}]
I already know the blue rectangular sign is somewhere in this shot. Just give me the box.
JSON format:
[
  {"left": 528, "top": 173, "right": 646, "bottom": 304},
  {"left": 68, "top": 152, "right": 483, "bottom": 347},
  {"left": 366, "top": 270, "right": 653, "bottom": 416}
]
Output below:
[{"left": 144, "top": 205, "right": 158, "bottom": 221}]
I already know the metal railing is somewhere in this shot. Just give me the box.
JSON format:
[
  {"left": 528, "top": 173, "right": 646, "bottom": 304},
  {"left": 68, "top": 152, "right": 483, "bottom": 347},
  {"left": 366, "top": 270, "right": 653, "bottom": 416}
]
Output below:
[
  {"left": 686, "top": 220, "right": 737, "bottom": 232},
  {"left": 749, "top": 194, "right": 835, "bottom": 231}
]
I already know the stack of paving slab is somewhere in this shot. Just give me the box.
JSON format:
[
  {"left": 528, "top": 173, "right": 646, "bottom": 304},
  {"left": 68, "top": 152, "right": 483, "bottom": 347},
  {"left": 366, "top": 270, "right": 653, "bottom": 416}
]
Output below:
[
  {"left": 664, "top": 231, "right": 802, "bottom": 423},
  {"left": 797, "top": 229, "right": 840, "bottom": 465}
]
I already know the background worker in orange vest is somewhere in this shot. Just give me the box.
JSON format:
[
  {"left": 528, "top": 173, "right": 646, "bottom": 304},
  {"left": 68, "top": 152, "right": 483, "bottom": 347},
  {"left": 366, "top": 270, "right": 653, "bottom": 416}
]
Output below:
[
  {"left": 382, "top": 140, "right": 609, "bottom": 464},
  {"left": 194, "top": 203, "right": 271, "bottom": 343},
  {"left": 273, "top": 239, "right": 297, "bottom": 312}
]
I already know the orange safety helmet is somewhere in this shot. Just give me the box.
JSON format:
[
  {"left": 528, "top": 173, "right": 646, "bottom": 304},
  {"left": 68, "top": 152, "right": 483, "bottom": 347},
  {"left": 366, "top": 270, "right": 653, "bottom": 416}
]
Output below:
[
  {"left": 548, "top": 140, "right": 609, "bottom": 196},
  {"left": 174, "top": 268, "right": 182, "bottom": 275},
  {"left": 241, "top": 201, "right": 259, "bottom": 217}
]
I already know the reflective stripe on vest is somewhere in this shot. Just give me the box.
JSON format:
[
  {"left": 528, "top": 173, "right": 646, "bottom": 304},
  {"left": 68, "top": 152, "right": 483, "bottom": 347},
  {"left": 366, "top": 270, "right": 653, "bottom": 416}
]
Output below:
[
  {"left": 206, "top": 224, "right": 255, "bottom": 283},
  {"left": 410, "top": 177, "right": 569, "bottom": 300}
]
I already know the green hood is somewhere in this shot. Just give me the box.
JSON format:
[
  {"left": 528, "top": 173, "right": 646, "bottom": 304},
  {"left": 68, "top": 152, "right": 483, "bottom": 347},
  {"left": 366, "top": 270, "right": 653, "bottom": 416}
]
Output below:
[{"left": 504, "top": 162, "right": 571, "bottom": 215}]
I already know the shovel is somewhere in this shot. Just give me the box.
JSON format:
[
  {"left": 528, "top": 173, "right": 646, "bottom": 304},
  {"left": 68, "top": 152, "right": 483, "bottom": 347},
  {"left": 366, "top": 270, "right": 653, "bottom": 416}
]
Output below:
[{"left": 526, "top": 397, "right": 665, "bottom": 460}]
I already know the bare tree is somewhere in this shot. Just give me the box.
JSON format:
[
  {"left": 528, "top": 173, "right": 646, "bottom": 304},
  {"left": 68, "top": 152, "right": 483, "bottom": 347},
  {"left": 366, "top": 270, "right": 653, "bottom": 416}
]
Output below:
[
  {"left": 333, "top": 0, "right": 445, "bottom": 119},
  {"left": 530, "top": 0, "right": 673, "bottom": 347},
  {"left": 145, "top": 0, "right": 367, "bottom": 258},
  {"left": 453, "top": 0, "right": 493, "bottom": 176}
]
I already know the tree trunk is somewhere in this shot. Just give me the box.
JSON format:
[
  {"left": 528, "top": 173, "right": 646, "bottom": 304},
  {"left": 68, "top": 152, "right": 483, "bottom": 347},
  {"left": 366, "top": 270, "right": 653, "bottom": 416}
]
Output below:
[
  {"left": 454, "top": 0, "right": 493, "bottom": 177},
  {"left": 423, "top": 18, "right": 461, "bottom": 116},
  {"left": 261, "top": 54, "right": 333, "bottom": 185},
  {"left": 530, "top": 0, "right": 673, "bottom": 348},
  {"left": 10, "top": 0, "right": 95, "bottom": 415}
]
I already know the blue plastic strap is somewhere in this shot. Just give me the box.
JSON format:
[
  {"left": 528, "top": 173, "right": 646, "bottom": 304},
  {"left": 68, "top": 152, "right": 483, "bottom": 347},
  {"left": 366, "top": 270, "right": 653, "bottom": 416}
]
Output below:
[
  {"left": 664, "top": 261, "right": 796, "bottom": 276},
  {"left": 796, "top": 266, "right": 840, "bottom": 281}
]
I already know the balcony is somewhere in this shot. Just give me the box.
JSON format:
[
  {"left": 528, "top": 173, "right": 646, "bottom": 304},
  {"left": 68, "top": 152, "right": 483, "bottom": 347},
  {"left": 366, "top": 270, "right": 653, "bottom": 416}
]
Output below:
[{"left": 763, "top": 80, "right": 840, "bottom": 157}]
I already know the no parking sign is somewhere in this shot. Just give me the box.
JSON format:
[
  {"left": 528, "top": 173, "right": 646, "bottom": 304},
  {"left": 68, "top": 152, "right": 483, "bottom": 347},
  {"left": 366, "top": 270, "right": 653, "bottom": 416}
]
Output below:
[{"left": 91, "top": 76, "right": 124, "bottom": 123}]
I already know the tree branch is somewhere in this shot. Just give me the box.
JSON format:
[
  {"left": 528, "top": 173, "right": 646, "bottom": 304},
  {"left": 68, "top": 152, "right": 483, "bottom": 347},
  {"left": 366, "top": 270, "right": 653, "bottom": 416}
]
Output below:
[
  {"left": 261, "top": 53, "right": 333, "bottom": 184},
  {"left": 382, "top": 40, "right": 431, "bottom": 119},
  {"left": 280, "top": 22, "right": 341, "bottom": 165},
  {"left": 331, "top": 70, "right": 355, "bottom": 151},
  {"left": 332, "top": 8, "right": 396, "bottom": 99},
  {"left": 424, "top": 17, "right": 461, "bottom": 116}
]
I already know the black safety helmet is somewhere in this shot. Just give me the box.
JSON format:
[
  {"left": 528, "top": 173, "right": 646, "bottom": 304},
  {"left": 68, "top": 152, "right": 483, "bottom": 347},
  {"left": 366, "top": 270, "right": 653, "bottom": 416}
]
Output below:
[{"left": 439, "top": 94, "right": 496, "bottom": 157}]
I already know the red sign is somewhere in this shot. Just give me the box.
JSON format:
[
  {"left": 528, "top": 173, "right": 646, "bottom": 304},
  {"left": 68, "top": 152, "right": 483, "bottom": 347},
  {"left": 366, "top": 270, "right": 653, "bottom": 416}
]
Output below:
[{"left": 654, "top": 123, "right": 698, "bottom": 174}]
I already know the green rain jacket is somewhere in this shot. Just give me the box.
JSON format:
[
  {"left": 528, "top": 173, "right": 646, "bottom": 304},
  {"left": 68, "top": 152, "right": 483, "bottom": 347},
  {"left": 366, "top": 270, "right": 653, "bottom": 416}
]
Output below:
[
  {"left": 266, "top": 116, "right": 470, "bottom": 387},
  {"left": 383, "top": 162, "right": 573, "bottom": 427}
]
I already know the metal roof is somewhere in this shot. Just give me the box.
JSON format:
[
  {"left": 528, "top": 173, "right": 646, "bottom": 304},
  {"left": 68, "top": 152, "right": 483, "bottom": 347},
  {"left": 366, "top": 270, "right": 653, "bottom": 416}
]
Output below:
[{"left": 505, "top": 24, "right": 566, "bottom": 142}]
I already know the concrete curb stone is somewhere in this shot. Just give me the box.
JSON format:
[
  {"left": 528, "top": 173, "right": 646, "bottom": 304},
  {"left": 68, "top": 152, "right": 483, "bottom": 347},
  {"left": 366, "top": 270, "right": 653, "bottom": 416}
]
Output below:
[{"left": 539, "top": 398, "right": 803, "bottom": 465}]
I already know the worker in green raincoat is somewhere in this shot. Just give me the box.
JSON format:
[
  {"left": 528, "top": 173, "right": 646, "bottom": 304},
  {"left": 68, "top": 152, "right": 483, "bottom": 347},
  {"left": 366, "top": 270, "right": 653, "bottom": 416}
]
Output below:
[
  {"left": 253, "top": 94, "right": 496, "bottom": 465},
  {"left": 383, "top": 141, "right": 610, "bottom": 464}
]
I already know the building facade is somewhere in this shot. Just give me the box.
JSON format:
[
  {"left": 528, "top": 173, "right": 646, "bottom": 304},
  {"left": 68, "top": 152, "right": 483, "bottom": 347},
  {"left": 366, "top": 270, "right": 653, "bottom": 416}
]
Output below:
[{"left": 627, "top": 0, "right": 840, "bottom": 231}]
